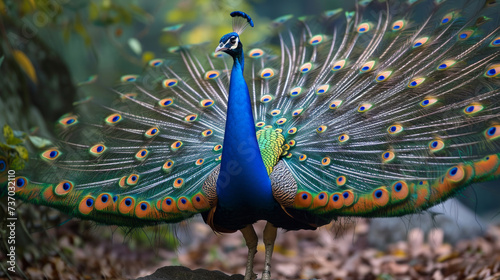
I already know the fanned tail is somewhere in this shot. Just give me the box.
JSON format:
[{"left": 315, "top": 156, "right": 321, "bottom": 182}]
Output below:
[
  {"left": 241, "top": 0, "right": 500, "bottom": 219},
  {"left": 10, "top": 44, "right": 239, "bottom": 226}
]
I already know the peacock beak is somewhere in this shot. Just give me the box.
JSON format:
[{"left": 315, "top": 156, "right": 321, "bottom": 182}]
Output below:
[{"left": 215, "top": 44, "right": 227, "bottom": 53}]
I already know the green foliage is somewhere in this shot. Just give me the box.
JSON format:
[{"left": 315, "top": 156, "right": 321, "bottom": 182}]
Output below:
[{"left": 1, "top": 125, "right": 29, "bottom": 171}]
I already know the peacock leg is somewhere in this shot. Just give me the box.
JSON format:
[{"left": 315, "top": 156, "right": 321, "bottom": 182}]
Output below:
[
  {"left": 262, "top": 222, "right": 277, "bottom": 280},
  {"left": 240, "top": 224, "right": 258, "bottom": 280}
]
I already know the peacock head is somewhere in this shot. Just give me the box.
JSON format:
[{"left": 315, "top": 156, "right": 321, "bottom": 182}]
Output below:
[
  {"left": 215, "top": 11, "right": 254, "bottom": 58},
  {"left": 215, "top": 32, "right": 242, "bottom": 57}
]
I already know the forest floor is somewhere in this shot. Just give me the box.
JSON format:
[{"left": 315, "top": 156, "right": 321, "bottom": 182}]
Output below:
[{"left": 2, "top": 215, "right": 500, "bottom": 280}]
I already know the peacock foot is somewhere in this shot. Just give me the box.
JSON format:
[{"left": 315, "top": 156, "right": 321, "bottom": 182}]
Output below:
[
  {"left": 261, "top": 270, "right": 272, "bottom": 280},
  {"left": 244, "top": 272, "right": 257, "bottom": 280}
]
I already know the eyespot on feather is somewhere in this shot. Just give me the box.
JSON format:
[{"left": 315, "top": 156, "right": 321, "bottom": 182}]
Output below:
[
  {"left": 127, "top": 174, "right": 139, "bottom": 186},
  {"left": 436, "top": 60, "right": 456, "bottom": 70},
  {"left": 135, "top": 148, "right": 149, "bottom": 161},
  {"left": 299, "top": 62, "right": 313, "bottom": 74},
  {"left": 260, "top": 95, "right": 273, "bottom": 103},
  {"left": 463, "top": 103, "right": 484, "bottom": 115},
  {"left": 78, "top": 196, "right": 95, "bottom": 215},
  {"left": 120, "top": 75, "right": 138, "bottom": 82},
  {"left": 192, "top": 193, "right": 210, "bottom": 210},
  {"left": 420, "top": 97, "right": 438, "bottom": 107},
  {"left": 161, "top": 197, "right": 179, "bottom": 213},
  {"left": 329, "top": 100, "right": 343, "bottom": 109},
  {"left": 184, "top": 114, "right": 198, "bottom": 122},
  {"left": 387, "top": 124, "right": 403, "bottom": 135},
  {"left": 289, "top": 87, "right": 303, "bottom": 97},
  {"left": 270, "top": 109, "right": 281, "bottom": 116},
  {"left": 105, "top": 113, "right": 122, "bottom": 125},
  {"left": 13, "top": 177, "right": 27, "bottom": 193},
  {"left": 316, "top": 125, "right": 327, "bottom": 133},
  {"left": 288, "top": 127, "right": 297, "bottom": 134},
  {"left": 342, "top": 190, "right": 355, "bottom": 206},
  {"left": 248, "top": 48, "right": 264, "bottom": 58},
  {"left": 441, "top": 12, "right": 454, "bottom": 25},
  {"left": 202, "top": 129, "right": 213, "bottom": 137},
  {"left": 429, "top": 139, "right": 445, "bottom": 152},
  {"left": 485, "top": 125, "right": 500, "bottom": 140},
  {"left": 213, "top": 144, "right": 223, "bottom": 152},
  {"left": 162, "top": 79, "right": 178, "bottom": 87},
  {"left": 490, "top": 36, "right": 500, "bottom": 47},
  {"left": 358, "top": 103, "right": 373, "bottom": 112},
  {"left": 338, "top": 134, "right": 349, "bottom": 143},
  {"left": 171, "top": 141, "right": 183, "bottom": 151},
  {"left": 119, "top": 196, "right": 135, "bottom": 214},
  {"left": 316, "top": 84, "right": 330, "bottom": 95},
  {"left": 372, "top": 187, "right": 389, "bottom": 206},
  {"left": 360, "top": 61, "right": 376, "bottom": 73},
  {"left": 159, "top": 98, "right": 174, "bottom": 107},
  {"left": 0, "top": 157, "right": 7, "bottom": 173},
  {"left": 205, "top": 70, "right": 220, "bottom": 79},
  {"left": 195, "top": 158, "right": 204, "bottom": 166},
  {"left": 288, "top": 140, "right": 296, "bottom": 147},
  {"left": 95, "top": 193, "right": 113, "bottom": 210},
  {"left": 299, "top": 154, "right": 307, "bottom": 162},
  {"left": 294, "top": 191, "right": 313, "bottom": 208},
  {"left": 256, "top": 122, "right": 266, "bottom": 127},
  {"left": 309, "top": 34, "right": 325, "bottom": 45},
  {"left": 149, "top": 59, "right": 163, "bottom": 67},
  {"left": 321, "top": 157, "right": 331, "bottom": 166},
  {"left": 413, "top": 37, "right": 429, "bottom": 48},
  {"left": 260, "top": 68, "right": 275, "bottom": 79},
  {"left": 391, "top": 181, "right": 409, "bottom": 201},
  {"left": 135, "top": 201, "right": 153, "bottom": 219},
  {"left": 200, "top": 99, "right": 215, "bottom": 108},
  {"left": 336, "top": 176, "right": 347, "bottom": 186},
  {"left": 90, "top": 144, "right": 107, "bottom": 157},
  {"left": 163, "top": 160, "right": 175, "bottom": 172},
  {"left": 357, "top": 22, "right": 371, "bottom": 33},
  {"left": 59, "top": 116, "right": 78, "bottom": 127},
  {"left": 276, "top": 118, "right": 287, "bottom": 125},
  {"left": 382, "top": 151, "right": 395, "bottom": 162},
  {"left": 41, "top": 148, "right": 62, "bottom": 161},
  {"left": 54, "top": 181, "right": 73, "bottom": 196},
  {"left": 375, "top": 71, "right": 392, "bottom": 82},
  {"left": 177, "top": 197, "right": 196, "bottom": 212},
  {"left": 408, "top": 77, "right": 425, "bottom": 88},
  {"left": 457, "top": 29, "right": 474, "bottom": 40},
  {"left": 145, "top": 127, "right": 160, "bottom": 138},
  {"left": 312, "top": 192, "right": 329, "bottom": 208},
  {"left": 484, "top": 64, "right": 500, "bottom": 78},
  {"left": 446, "top": 165, "right": 465, "bottom": 182},
  {"left": 392, "top": 20, "right": 406, "bottom": 31},
  {"left": 329, "top": 192, "right": 344, "bottom": 209},
  {"left": 332, "top": 60, "right": 346, "bottom": 71},
  {"left": 292, "top": 108, "right": 304, "bottom": 117}
]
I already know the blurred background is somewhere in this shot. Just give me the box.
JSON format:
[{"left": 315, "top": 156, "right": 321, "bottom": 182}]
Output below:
[{"left": 1, "top": 0, "right": 500, "bottom": 279}]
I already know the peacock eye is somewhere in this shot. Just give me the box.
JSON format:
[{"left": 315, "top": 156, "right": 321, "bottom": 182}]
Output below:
[{"left": 230, "top": 38, "right": 237, "bottom": 44}]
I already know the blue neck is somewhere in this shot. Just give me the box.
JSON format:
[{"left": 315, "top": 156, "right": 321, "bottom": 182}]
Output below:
[{"left": 216, "top": 51, "right": 274, "bottom": 210}]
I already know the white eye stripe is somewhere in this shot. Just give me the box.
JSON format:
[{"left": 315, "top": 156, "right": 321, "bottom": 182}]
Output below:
[{"left": 230, "top": 37, "right": 239, "bottom": 49}]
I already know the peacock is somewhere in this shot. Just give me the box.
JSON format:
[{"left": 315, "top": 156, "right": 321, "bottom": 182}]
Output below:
[{"left": 4, "top": 0, "right": 500, "bottom": 279}]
